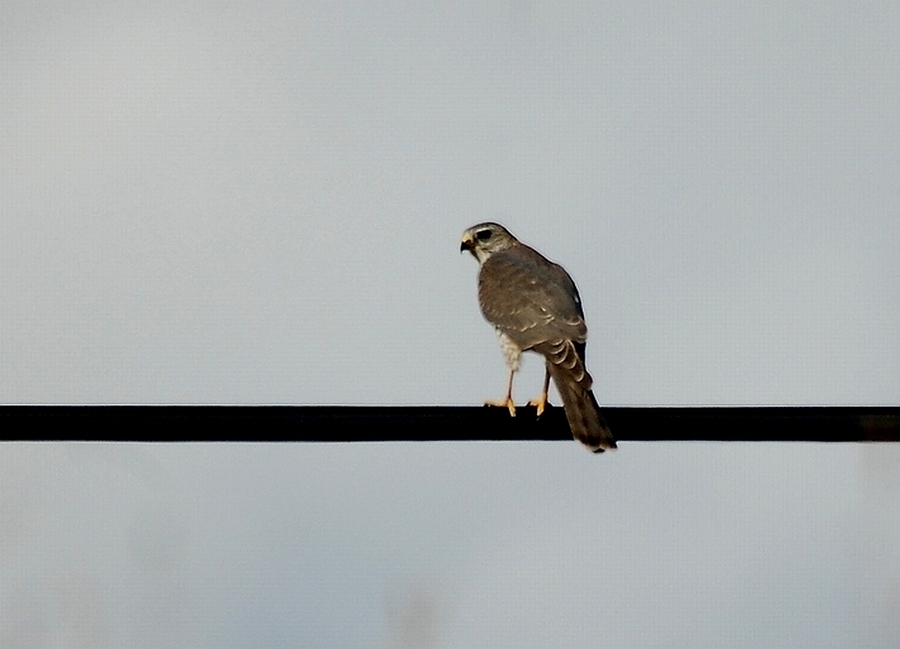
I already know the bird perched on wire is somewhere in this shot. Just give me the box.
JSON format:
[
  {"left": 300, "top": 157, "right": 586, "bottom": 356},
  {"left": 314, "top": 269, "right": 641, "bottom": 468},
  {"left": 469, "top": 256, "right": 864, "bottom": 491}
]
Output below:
[{"left": 460, "top": 222, "right": 616, "bottom": 453}]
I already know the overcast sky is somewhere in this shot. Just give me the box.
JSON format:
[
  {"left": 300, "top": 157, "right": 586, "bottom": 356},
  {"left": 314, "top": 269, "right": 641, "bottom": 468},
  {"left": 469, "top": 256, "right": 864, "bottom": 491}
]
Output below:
[{"left": 2, "top": 1, "right": 899, "bottom": 647}]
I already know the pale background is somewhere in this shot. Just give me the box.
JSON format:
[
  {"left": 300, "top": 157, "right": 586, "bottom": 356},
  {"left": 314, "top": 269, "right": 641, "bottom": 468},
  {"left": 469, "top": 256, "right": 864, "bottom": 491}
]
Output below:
[{"left": 2, "top": 1, "right": 899, "bottom": 647}]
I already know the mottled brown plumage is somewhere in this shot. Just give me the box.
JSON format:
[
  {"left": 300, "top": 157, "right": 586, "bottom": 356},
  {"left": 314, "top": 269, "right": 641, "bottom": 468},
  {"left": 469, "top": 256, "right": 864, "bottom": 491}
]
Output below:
[{"left": 460, "top": 222, "right": 616, "bottom": 452}]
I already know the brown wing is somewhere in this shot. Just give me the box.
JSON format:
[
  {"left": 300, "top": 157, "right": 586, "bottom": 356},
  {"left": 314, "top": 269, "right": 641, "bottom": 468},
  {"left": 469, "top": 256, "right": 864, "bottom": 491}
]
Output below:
[{"left": 477, "top": 243, "right": 587, "bottom": 352}]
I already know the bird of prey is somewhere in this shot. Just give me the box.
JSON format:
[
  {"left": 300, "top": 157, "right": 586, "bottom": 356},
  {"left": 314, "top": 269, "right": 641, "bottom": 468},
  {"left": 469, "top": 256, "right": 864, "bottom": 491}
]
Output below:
[{"left": 460, "top": 222, "right": 616, "bottom": 453}]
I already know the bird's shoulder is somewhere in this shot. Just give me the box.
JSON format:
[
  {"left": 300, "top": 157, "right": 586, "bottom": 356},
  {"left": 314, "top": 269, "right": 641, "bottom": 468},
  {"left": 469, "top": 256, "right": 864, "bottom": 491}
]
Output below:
[{"left": 479, "top": 243, "right": 580, "bottom": 304}]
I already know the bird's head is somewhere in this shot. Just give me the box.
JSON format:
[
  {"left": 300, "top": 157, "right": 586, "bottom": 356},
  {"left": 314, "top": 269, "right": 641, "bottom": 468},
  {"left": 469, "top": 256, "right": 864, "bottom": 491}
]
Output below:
[{"left": 460, "top": 222, "right": 518, "bottom": 263}]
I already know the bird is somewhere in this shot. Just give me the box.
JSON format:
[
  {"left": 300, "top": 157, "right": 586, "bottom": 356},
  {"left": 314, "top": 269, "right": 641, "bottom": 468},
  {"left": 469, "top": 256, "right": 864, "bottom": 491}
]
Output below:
[{"left": 460, "top": 222, "right": 616, "bottom": 453}]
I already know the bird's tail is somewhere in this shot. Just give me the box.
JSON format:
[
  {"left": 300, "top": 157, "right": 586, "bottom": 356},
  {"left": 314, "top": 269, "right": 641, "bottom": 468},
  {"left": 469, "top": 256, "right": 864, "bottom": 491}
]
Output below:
[{"left": 546, "top": 360, "right": 617, "bottom": 453}]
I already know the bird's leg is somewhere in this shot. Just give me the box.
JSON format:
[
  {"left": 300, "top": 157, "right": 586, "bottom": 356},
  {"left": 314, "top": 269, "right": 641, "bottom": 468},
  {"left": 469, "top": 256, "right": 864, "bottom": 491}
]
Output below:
[
  {"left": 527, "top": 367, "right": 551, "bottom": 418},
  {"left": 484, "top": 368, "right": 517, "bottom": 417}
]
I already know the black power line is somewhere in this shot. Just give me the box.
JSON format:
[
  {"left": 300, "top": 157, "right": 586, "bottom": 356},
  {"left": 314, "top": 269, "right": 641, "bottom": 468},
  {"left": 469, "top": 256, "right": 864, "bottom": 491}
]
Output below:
[{"left": 2, "top": 406, "right": 898, "bottom": 442}]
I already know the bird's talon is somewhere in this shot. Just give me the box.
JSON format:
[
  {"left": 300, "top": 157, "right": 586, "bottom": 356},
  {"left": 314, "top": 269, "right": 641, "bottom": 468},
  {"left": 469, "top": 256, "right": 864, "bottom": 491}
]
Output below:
[
  {"left": 527, "top": 396, "right": 550, "bottom": 418},
  {"left": 484, "top": 398, "right": 517, "bottom": 417}
]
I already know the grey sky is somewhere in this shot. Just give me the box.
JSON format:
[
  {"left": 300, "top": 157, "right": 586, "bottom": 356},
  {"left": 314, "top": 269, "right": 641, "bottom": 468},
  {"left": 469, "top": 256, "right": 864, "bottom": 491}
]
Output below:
[{"left": 2, "top": 1, "right": 899, "bottom": 647}]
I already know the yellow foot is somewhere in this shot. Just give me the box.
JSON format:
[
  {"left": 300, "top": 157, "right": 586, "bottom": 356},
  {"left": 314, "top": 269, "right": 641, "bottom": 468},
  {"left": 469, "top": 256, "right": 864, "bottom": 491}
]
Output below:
[
  {"left": 484, "top": 398, "right": 517, "bottom": 417},
  {"left": 527, "top": 394, "right": 550, "bottom": 418}
]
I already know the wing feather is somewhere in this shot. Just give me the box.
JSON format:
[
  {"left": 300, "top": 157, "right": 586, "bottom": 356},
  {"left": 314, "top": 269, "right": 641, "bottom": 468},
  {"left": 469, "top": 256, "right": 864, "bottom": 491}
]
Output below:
[{"left": 477, "top": 243, "right": 587, "bottom": 351}]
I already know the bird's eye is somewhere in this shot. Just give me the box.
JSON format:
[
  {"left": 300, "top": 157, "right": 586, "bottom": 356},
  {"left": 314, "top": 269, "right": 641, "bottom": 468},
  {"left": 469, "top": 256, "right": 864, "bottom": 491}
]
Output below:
[{"left": 476, "top": 229, "right": 492, "bottom": 241}]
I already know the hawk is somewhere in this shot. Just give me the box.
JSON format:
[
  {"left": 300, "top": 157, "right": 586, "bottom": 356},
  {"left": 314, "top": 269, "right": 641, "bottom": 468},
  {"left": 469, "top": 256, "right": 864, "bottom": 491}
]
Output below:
[{"left": 460, "top": 222, "right": 616, "bottom": 453}]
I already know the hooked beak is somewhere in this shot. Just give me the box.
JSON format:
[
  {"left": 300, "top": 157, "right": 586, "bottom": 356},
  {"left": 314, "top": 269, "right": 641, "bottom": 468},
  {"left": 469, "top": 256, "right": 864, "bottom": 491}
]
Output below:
[{"left": 460, "top": 236, "right": 474, "bottom": 254}]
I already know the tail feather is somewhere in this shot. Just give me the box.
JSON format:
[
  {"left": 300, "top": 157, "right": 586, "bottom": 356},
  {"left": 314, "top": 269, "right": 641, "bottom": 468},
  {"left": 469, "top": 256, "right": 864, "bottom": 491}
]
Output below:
[{"left": 546, "top": 360, "right": 617, "bottom": 453}]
